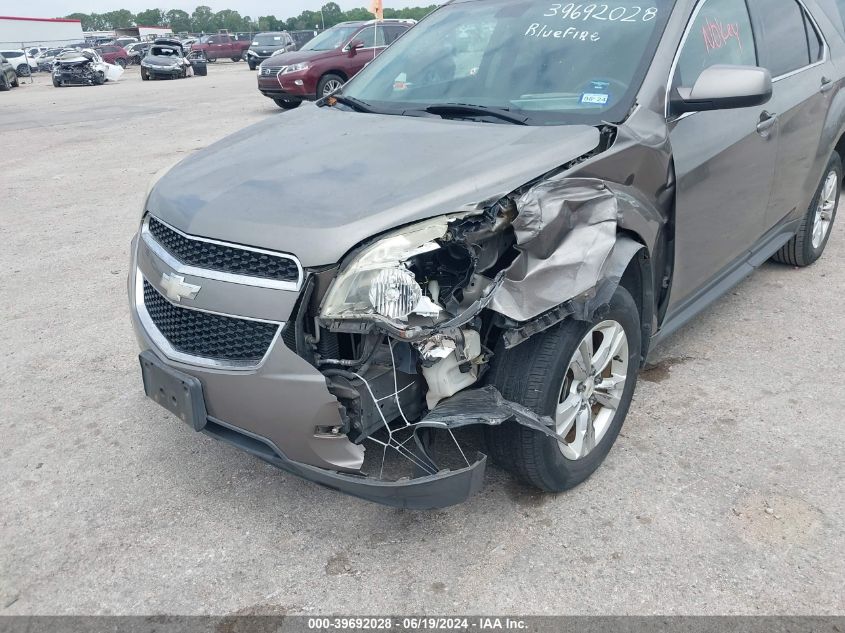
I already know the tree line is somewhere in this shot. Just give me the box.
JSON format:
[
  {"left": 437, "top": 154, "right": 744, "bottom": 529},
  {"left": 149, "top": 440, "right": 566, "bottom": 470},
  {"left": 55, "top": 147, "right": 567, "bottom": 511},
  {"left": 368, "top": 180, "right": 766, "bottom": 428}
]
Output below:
[{"left": 64, "top": 3, "right": 438, "bottom": 34}]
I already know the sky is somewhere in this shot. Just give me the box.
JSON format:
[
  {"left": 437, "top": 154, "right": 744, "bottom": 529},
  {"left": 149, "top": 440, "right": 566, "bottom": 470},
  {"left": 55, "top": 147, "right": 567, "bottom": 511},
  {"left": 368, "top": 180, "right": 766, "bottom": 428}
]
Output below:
[{"left": 5, "top": 0, "right": 427, "bottom": 19}]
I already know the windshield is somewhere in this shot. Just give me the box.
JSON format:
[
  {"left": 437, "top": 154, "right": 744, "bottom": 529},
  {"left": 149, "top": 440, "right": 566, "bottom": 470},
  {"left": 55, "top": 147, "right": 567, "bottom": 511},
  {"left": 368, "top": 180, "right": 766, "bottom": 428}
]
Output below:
[
  {"left": 254, "top": 34, "right": 286, "bottom": 45},
  {"left": 151, "top": 46, "right": 180, "bottom": 57},
  {"left": 302, "top": 25, "right": 360, "bottom": 51},
  {"left": 342, "top": 0, "right": 670, "bottom": 125}
]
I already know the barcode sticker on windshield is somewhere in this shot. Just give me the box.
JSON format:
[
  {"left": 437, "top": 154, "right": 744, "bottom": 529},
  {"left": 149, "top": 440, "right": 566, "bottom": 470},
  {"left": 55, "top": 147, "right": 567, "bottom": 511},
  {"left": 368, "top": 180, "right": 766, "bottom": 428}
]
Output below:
[{"left": 580, "top": 92, "right": 609, "bottom": 104}]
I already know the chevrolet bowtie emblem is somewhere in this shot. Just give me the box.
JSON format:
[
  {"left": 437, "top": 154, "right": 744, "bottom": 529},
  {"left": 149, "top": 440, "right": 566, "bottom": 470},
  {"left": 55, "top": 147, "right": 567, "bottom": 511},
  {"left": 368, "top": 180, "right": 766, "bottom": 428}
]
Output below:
[{"left": 160, "top": 272, "right": 201, "bottom": 302}]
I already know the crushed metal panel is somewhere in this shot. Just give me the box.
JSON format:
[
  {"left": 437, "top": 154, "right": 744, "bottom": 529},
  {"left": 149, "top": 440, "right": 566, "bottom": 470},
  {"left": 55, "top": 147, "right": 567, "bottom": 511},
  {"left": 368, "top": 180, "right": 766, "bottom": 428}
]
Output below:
[{"left": 489, "top": 178, "right": 619, "bottom": 322}]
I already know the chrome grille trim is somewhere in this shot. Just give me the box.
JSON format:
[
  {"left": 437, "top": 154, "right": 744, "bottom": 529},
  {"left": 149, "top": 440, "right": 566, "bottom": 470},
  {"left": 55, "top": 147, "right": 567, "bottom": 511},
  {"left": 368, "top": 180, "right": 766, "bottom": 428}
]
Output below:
[{"left": 141, "top": 215, "right": 303, "bottom": 292}]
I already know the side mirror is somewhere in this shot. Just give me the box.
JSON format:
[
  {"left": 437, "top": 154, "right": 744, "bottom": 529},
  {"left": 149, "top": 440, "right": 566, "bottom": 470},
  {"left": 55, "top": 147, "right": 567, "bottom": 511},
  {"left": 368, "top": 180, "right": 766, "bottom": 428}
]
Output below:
[
  {"left": 348, "top": 39, "right": 364, "bottom": 55},
  {"left": 671, "top": 65, "right": 772, "bottom": 115}
]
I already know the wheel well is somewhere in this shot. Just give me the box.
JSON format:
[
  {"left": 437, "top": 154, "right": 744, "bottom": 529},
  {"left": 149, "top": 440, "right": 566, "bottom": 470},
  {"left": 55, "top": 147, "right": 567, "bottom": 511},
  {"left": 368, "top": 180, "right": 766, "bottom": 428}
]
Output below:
[
  {"left": 322, "top": 70, "right": 348, "bottom": 82},
  {"left": 617, "top": 235, "right": 654, "bottom": 365},
  {"left": 833, "top": 128, "right": 845, "bottom": 166}
]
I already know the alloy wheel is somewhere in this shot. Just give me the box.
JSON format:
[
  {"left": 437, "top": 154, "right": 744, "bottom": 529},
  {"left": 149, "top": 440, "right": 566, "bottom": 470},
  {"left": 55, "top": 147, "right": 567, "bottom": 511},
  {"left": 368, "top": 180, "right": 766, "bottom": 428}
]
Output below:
[
  {"left": 555, "top": 320, "right": 629, "bottom": 460},
  {"left": 812, "top": 170, "right": 838, "bottom": 249},
  {"left": 322, "top": 79, "right": 343, "bottom": 96}
]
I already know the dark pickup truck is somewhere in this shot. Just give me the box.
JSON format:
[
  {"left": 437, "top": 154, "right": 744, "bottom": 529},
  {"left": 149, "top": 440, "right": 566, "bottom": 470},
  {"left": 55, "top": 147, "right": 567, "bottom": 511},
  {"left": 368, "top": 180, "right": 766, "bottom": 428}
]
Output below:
[{"left": 191, "top": 34, "right": 250, "bottom": 62}]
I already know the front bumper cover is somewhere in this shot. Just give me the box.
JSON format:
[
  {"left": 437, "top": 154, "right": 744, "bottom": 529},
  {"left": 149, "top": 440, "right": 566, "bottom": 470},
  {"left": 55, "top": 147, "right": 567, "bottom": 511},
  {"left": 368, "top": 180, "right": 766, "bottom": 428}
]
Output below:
[{"left": 202, "top": 412, "right": 487, "bottom": 509}]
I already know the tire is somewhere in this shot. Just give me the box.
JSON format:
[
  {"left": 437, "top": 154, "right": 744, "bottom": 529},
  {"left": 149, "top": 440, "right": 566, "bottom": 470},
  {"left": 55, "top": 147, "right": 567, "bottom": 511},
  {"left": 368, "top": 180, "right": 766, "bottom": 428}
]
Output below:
[
  {"left": 248, "top": 60, "right": 256, "bottom": 70},
  {"left": 317, "top": 73, "right": 344, "bottom": 98},
  {"left": 141, "top": 68, "right": 149, "bottom": 81},
  {"left": 274, "top": 97, "right": 302, "bottom": 110},
  {"left": 116, "top": 58, "right": 126, "bottom": 68},
  {"left": 52, "top": 75, "right": 61, "bottom": 87},
  {"left": 16, "top": 64, "right": 30, "bottom": 77},
  {"left": 11, "top": 74, "right": 19, "bottom": 87},
  {"left": 231, "top": 56, "right": 241, "bottom": 62},
  {"left": 483, "top": 285, "right": 641, "bottom": 492},
  {"left": 0, "top": 76, "right": 8, "bottom": 91},
  {"left": 771, "top": 152, "right": 841, "bottom": 267},
  {"left": 94, "top": 71, "right": 105, "bottom": 85}
]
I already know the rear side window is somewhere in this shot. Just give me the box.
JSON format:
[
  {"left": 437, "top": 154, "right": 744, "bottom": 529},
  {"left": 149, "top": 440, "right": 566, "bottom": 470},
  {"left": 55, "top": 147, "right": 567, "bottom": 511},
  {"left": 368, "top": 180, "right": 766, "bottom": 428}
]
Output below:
[
  {"left": 753, "top": 0, "right": 820, "bottom": 76},
  {"left": 675, "top": 0, "right": 757, "bottom": 87},
  {"left": 384, "top": 26, "right": 407, "bottom": 45},
  {"left": 354, "top": 26, "right": 385, "bottom": 48}
]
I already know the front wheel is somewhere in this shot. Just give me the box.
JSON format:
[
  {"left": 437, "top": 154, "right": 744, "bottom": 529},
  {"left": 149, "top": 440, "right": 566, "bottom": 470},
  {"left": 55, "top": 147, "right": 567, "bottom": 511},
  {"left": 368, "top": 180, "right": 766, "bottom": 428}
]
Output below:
[
  {"left": 248, "top": 60, "right": 256, "bottom": 70},
  {"left": 317, "top": 73, "right": 344, "bottom": 98},
  {"left": 141, "top": 68, "right": 149, "bottom": 81},
  {"left": 484, "top": 285, "right": 641, "bottom": 492},
  {"left": 52, "top": 75, "right": 61, "bottom": 87},
  {"left": 771, "top": 152, "right": 841, "bottom": 267},
  {"left": 16, "top": 64, "right": 30, "bottom": 77},
  {"left": 116, "top": 58, "right": 126, "bottom": 68},
  {"left": 230, "top": 56, "right": 241, "bottom": 62}
]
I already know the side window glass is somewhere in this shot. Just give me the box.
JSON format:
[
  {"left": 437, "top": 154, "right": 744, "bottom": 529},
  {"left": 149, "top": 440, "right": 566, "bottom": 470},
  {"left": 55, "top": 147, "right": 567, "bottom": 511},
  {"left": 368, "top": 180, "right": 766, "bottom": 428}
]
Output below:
[
  {"left": 754, "top": 0, "right": 812, "bottom": 76},
  {"left": 804, "top": 10, "right": 823, "bottom": 62},
  {"left": 676, "top": 0, "right": 757, "bottom": 88},
  {"left": 355, "top": 27, "right": 376, "bottom": 48},
  {"left": 375, "top": 26, "right": 387, "bottom": 47},
  {"left": 384, "top": 26, "right": 403, "bottom": 45}
]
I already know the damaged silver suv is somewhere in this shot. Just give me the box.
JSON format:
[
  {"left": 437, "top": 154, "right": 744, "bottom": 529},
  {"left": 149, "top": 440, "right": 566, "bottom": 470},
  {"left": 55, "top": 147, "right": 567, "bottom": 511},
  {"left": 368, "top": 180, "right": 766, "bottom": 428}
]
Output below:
[{"left": 130, "top": 0, "right": 843, "bottom": 508}]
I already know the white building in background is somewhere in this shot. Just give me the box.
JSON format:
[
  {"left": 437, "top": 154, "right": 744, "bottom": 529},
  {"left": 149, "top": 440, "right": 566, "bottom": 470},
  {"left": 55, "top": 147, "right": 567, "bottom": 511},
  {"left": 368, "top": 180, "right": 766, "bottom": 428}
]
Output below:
[{"left": 0, "top": 15, "right": 84, "bottom": 48}]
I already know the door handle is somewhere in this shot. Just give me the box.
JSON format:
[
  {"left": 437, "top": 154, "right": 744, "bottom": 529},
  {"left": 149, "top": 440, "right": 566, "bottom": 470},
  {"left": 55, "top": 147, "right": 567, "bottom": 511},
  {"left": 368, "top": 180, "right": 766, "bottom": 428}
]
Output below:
[
  {"left": 821, "top": 77, "right": 835, "bottom": 93},
  {"left": 756, "top": 111, "right": 777, "bottom": 137}
]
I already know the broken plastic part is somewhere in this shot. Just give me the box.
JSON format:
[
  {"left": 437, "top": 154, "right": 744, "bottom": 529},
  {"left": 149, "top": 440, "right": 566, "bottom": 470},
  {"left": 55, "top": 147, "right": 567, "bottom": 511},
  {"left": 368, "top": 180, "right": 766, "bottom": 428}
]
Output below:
[
  {"left": 420, "top": 329, "right": 481, "bottom": 409},
  {"left": 417, "top": 385, "right": 566, "bottom": 442},
  {"left": 415, "top": 334, "right": 456, "bottom": 361}
]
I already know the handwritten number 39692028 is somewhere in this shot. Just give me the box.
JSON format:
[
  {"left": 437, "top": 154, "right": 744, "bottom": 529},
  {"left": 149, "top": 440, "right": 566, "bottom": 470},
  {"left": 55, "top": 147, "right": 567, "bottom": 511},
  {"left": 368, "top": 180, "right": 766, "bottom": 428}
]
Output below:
[{"left": 544, "top": 3, "right": 659, "bottom": 21}]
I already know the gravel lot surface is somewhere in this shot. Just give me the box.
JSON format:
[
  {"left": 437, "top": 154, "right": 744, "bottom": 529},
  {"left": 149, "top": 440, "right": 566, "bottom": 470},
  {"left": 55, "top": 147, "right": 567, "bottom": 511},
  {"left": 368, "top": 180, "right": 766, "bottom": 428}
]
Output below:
[{"left": 1, "top": 63, "right": 843, "bottom": 616}]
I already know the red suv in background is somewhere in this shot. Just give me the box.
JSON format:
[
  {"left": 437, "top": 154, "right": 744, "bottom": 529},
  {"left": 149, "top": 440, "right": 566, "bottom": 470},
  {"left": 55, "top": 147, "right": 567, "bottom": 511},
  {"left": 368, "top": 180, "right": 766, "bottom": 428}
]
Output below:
[
  {"left": 257, "top": 20, "right": 411, "bottom": 109},
  {"left": 191, "top": 33, "right": 251, "bottom": 62},
  {"left": 95, "top": 45, "right": 129, "bottom": 68}
]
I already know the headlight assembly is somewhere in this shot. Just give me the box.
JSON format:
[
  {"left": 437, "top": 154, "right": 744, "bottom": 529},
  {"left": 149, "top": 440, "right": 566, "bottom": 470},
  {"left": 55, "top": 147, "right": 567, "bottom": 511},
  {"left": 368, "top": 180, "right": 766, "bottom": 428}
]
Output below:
[
  {"left": 281, "top": 62, "right": 309, "bottom": 74},
  {"left": 320, "top": 217, "right": 454, "bottom": 325}
]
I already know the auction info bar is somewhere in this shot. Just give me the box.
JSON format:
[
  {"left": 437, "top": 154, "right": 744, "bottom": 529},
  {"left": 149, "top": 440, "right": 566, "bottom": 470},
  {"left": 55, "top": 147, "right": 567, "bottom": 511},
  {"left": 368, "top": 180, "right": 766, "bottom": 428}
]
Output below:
[{"left": 0, "top": 617, "right": 842, "bottom": 633}]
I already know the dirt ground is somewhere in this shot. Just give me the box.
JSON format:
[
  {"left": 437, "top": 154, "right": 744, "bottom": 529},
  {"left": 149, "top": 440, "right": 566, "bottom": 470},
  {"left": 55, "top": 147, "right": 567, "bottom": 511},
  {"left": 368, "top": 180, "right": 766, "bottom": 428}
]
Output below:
[{"left": 1, "top": 63, "right": 843, "bottom": 615}]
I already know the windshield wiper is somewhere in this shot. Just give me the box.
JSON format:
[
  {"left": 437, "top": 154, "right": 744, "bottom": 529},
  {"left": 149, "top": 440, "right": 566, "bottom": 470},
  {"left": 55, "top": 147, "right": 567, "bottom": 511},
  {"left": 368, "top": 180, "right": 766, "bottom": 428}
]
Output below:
[
  {"left": 423, "top": 103, "right": 529, "bottom": 125},
  {"left": 327, "top": 94, "right": 378, "bottom": 114}
]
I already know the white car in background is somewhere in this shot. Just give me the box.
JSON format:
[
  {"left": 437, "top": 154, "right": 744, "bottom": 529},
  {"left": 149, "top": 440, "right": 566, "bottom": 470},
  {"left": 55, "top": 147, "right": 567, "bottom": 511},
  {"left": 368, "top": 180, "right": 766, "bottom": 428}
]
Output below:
[{"left": 0, "top": 49, "right": 38, "bottom": 76}]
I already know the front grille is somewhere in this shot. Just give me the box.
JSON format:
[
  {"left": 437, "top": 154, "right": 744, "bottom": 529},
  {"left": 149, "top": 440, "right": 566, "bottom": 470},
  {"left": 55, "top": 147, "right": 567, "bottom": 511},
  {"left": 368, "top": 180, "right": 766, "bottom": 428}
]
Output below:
[
  {"left": 143, "top": 280, "right": 278, "bottom": 362},
  {"left": 148, "top": 216, "right": 299, "bottom": 284}
]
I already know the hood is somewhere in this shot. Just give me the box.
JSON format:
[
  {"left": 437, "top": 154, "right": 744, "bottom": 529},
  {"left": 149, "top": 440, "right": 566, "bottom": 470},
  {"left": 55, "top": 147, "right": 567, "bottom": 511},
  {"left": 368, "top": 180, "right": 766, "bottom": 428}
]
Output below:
[
  {"left": 148, "top": 105, "right": 600, "bottom": 267},
  {"left": 261, "top": 48, "right": 334, "bottom": 67},
  {"left": 250, "top": 43, "right": 287, "bottom": 55}
]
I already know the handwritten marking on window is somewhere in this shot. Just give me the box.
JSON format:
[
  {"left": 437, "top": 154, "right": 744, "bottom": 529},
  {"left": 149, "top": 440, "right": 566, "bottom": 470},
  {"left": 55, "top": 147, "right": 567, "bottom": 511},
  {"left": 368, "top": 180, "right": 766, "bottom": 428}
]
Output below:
[
  {"left": 544, "top": 4, "right": 658, "bottom": 22},
  {"left": 525, "top": 23, "right": 601, "bottom": 40},
  {"left": 701, "top": 17, "right": 743, "bottom": 53}
]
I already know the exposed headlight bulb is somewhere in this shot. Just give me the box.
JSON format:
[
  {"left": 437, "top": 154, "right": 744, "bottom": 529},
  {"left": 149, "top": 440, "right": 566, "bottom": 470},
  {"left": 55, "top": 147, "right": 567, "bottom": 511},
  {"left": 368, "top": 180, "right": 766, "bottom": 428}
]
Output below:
[{"left": 368, "top": 268, "right": 422, "bottom": 320}]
